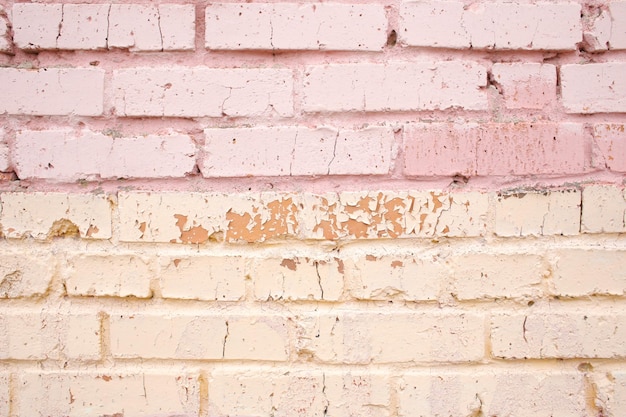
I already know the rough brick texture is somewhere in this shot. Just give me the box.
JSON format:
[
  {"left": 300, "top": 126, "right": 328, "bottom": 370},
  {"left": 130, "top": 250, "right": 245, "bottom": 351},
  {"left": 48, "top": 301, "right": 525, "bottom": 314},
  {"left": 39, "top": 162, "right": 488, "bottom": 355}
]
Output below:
[{"left": 1, "top": 1, "right": 625, "bottom": 415}]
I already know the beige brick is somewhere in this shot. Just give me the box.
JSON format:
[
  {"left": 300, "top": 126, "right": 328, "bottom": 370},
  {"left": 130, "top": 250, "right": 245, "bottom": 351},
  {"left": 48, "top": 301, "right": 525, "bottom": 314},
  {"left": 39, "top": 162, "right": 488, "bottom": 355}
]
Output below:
[
  {"left": 16, "top": 371, "right": 199, "bottom": 417},
  {"left": 398, "top": 370, "right": 585, "bottom": 417},
  {"left": 0, "top": 192, "right": 111, "bottom": 239},
  {"left": 0, "top": 312, "right": 100, "bottom": 360},
  {"left": 110, "top": 314, "right": 226, "bottom": 359},
  {"left": 297, "top": 312, "right": 484, "bottom": 363},
  {"left": 449, "top": 254, "right": 547, "bottom": 300},
  {"left": 600, "top": 371, "right": 626, "bottom": 417},
  {"left": 344, "top": 254, "right": 444, "bottom": 301},
  {"left": 225, "top": 316, "right": 290, "bottom": 361},
  {"left": 252, "top": 257, "right": 343, "bottom": 301},
  {"left": 0, "top": 373, "right": 8, "bottom": 417},
  {"left": 0, "top": 252, "right": 54, "bottom": 298},
  {"left": 159, "top": 256, "right": 246, "bottom": 301},
  {"left": 495, "top": 190, "right": 581, "bottom": 236},
  {"left": 492, "top": 309, "right": 626, "bottom": 359},
  {"left": 581, "top": 185, "right": 626, "bottom": 233},
  {"left": 551, "top": 250, "right": 626, "bottom": 296},
  {"left": 65, "top": 255, "right": 153, "bottom": 298}
]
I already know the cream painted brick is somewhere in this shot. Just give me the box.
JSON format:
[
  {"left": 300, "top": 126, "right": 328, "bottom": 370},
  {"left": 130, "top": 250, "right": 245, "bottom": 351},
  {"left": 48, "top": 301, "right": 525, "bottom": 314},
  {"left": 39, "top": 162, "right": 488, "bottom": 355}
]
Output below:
[
  {"left": 252, "top": 257, "right": 343, "bottom": 301},
  {"left": 491, "top": 309, "right": 626, "bottom": 358},
  {"left": 0, "top": 68, "right": 104, "bottom": 116},
  {"left": 491, "top": 63, "right": 557, "bottom": 109},
  {"left": 399, "top": 1, "right": 581, "bottom": 50},
  {"left": 110, "top": 314, "right": 226, "bottom": 359},
  {"left": 14, "top": 129, "right": 197, "bottom": 180},
  {"left": 0, "top": 7, "right": 11, "bottom": 53},
  {"left": 158, "top": 256, "right": 246, "bottom": 301},
  {"left": 551, "top": 250, "right": 626, "bottom": 296},
  {"left": 561, "top": 63, "right": 626, "bottom": 113},
  {"left": 581, "top": 185, "right": 626, "bottom": 233},
  {"left": 57, "top": 4, "right": 109, "bottom": 49},
  {"left": 344, "top": 254, "right": 444, "bottom": 301},
  {"left": 113, "top": 67, "right": 293, "bottom": 117},
  {"left": 12, "top": 3, "right": 62, "bottom": 49},
  {"left": 0, "top": 374, "right": 7, "bottom": 417},
  {"left": 398, "top": 371, "right": 585, "bottom": 417},
  {"left": 495, "top": 190, "right": 581, "bottom": 236},
  {"left": 0, "top": 312, "right": 100, "bottom": 360},
  {"left": 225, "top": 316, "right": 290, "bottom": 361},
  {"left": 449, "top": 254, "right": 547, "bottom": 300},
  {"left": 209, "top": 369, "right": 390, "bottom": 417},
  {"left": 205, "top": 3, "right": 387, "bottom": 51},
  {"left": 593, "top": 124, "right": 626, "bottom": 172},
  {"left": 302, "top": 62, "right": 488, "bottom": 112},
  {"left": 0, "top": 253, "right": 54, "bottom": 298},
  {"left": 64, "top": 255, "right": 153, "bottom": 298},
  {"left": 601, "top": 372, "right": 626, "bottom": 417},
  {"left": 297, "top": 312, "right": 484, "bottom": 363},
  {"left": 0, "top": 192, "right": 111, "bottom": 239},
  {"left": 16, "top": 371, "right": 199, "bottom": 417},
  {"left": 201, "top": 126, "right": 394, "bottom": 177}
]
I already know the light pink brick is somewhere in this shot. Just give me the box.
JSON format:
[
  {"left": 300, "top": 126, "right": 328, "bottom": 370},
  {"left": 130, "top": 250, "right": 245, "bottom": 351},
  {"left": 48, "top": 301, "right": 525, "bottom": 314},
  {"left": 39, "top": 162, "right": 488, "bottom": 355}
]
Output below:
[
  {"left": 587, "top": 2, "right": 626, "bottom": 51},
  {"left": 593, "top": 124, "right": 626, "bottom": 172},
  {"left": 113, "top": 67, "right": 293, "bottom": 117},
  {"left": 551, "top": 249, "right": 626, "bottom": 297},
  {"left": 302, "top": 62, "right": 488, "bottom": 112},
  {"left": 12, "top": 3, "right": 62, "bottom": 49},
  {"left": 399, "top": 371, "right": 585, "bottom": 417},
  {"left": 205, "top": 3, "right": 386, "bottom": 51},
  {"left": 201, "top": 126, "right": 393, "bottom": 177},
  {"left": 0, "top": 312, "right": 100, "bottom": 360},
  {"left": 0, "top": 6, "right": 11, "bottom": 53},
  {"left": 57, "top": 4, "right": 109, "bottom": 50},
  {"left": 399, "top": 1, "right": 581, "bottom": 50},
  {"left": 0, "top": 68, "right": 104, "bottom": 116},
  {"left": 297, "top": 312, "right": 484, "bottom": 363},
  {"left": 14, "top": 129, "right": 196, "bottom": 180},
  {"left": 159, "top": 5, "right": 196, "bottom": 50},
  {"left": 492, "top": 309, "right": 626, "bottom": 359},
  {"left": 0, "top": 129, "right": 9, "bottom": 172},
  {"left": 561, "top": 63, "right": 626, "bottom": 113},
  {"left": 16, "top": 371, "right": 200, "bottom": 417},
  {"left": 491, "top": 63, "right": 557, "bottom": 109}
]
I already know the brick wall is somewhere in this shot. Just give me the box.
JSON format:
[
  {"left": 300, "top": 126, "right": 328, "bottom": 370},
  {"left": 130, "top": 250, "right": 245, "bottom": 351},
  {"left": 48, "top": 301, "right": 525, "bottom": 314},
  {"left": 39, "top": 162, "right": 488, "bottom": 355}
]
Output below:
[{"left": 0, "top": 0, "right": 625, "bottom": 416}]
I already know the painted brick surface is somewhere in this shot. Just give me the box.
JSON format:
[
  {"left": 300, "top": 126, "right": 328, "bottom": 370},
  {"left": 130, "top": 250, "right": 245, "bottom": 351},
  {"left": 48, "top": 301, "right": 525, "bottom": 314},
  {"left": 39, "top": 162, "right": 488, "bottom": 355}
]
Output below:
[
  {"left": 593, "top": 124, "right": 626, "bottom": 172},
  {"left": 561, "top": 63, "right": 626, "bottom": 113}
]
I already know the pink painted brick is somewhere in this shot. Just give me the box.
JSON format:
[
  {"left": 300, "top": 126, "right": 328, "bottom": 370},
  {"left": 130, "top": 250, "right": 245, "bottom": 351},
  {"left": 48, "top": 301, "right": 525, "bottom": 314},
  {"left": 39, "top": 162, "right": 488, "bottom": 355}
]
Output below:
[
  {"left": 0, "top": 68, "right": 104, "bottom": 116},
  {"left": 113, "top": 67, "right": 293, "bottom": 117},
  {"left": 0, "top": 129, "right": 9, "bottom": 172},
  {"left": 0, "top": 6, "right": 11, "bottom": 53},
  {"left": 592, "top": 124, "right": 626, "bottom": 172},
  {"left": 201, "top": 126, "right": 393, "bottom": 177},
  {"left": 399, "top": 1, "right": 581, "bottom": 50},
  {"left": 561, "top": 63, "right": 626, "bottom": 113},
  {"left": 12, "top": 3, "right": 62, "bottom": 49},
  {"left": 14, "top": 129, "right": 196, "bottom": 180},
  {"left": 491, "top": 63, "right": 557, "bottom": 109},
  {"left": 303, "top": 62, "right": 488, "bottom": 112},
  {"left": 57, "top": 4, "right": 109, "bottom": 50},
  {"left": 587, "top": 2, "right": 626, "bottom": 51},
  {"left": 205, "top": 3, "right": 386, "bottom": 51}
]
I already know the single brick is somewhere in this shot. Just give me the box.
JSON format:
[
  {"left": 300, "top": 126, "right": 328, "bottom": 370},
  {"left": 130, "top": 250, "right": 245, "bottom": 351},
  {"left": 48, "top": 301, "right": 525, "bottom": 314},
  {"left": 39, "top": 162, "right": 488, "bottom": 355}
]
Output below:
[
  {"left": 491, "top": 310, "right": 626, "bottom": 359},
  {"left": 12, "top": 3, "right": 62, "bottom": 49},
  {"left": 399, "top": 1, "right": 581, "bottom": 50},
  {"left": 14, "top": 129, "right": 196, "bottom": 180},
  {"left": 57, "top": 4, "right": 109, "bottom": 50},
  {"left": 600, "top": 372, "right": 626, "bottom": 417},
  {"left": 0, "top": 192, "right": 112, "bottom": 239},
  {"left": 0, "top": 312, "right": 100, "bottom": 360},
  {"left": 302, "top": 62, "right": 488, "bottom": 112},
  {"left": 110, "top": 314, "right": 226, "bottom": 359},
  {"left": 586, "top": 2, "right": 626, "bottom": 51},
  {"left": 252, "top": 257, "right": 343, "bottom": 301},
  {"left": 398, "top": 371, "right": 585, "bottom": 417},
  {"left": 592, "top": 124, "right": 626, "bottom": 172},
  {"left": 491, "top": 63, "right": 557, "bottom": 109},
  {"left": 494, "top": 190, "right": 581, "bottom": 236},
  {"left": 581, "top": 185, "right": 626, "bottom": 233},
  {"left": 551, "top": 249, "right": 626, "bottom": 296},
  {"left": 0, "top": 68, "right": 104, "bottom": 116},
  {"left": 561, "top": 63, "right": 626, "bottom": 113},
  {"left": 201, "top": 126, "right": 394, "bottom": 177},
  {"left": 209, "top": 369, "right": 390, "bottom": 417},
  {"left": 64, "top": 254, "right": 153, "bottom": 298},
  {"left": 158, "top": 256, "right": 246, "bottom": 301},
  {"left": 158, "top": 5, "right": 196, "bottom": 50},
  {"left": 225, "top": 316, "right": 290, "bottom": 361},
  {"left": 344, "top": 254, "right": 444, "bottom": 301},
  {"left": 0, "top": 252, "right": 54, "bottom": 298},
  {"left": 296, "top": 312, "right": 484, "bottom": 363},
  {"left": 112, "top": 67, "right": 293, "bottom": 117},
  {"left": 205, "top": 3, "right": 386, "bottom": 51},
  {"left": 449, "top": 254, "right": 547, "bottom": 300},
  {"left": 16, "top": 371, "right": 199, "bottom": 417},
  {"left": 0, "top": 6, "right": 11, "bottom": 53}
]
